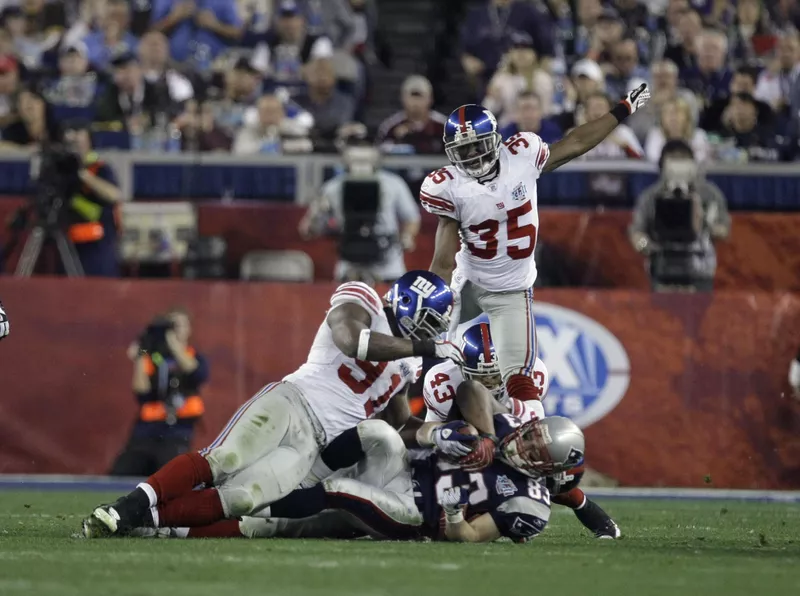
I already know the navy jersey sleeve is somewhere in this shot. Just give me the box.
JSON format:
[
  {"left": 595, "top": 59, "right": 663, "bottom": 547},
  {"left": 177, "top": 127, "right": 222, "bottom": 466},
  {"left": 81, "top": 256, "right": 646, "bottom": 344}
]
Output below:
[{"left": 489, "top": 495, "right": 550, "bottom": 543}]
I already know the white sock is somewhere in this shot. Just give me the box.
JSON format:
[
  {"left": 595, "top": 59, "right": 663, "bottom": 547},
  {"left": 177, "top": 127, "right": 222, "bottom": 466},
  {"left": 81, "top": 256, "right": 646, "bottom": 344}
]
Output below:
[
  {"left": 137, "top": 482, "right": 158, "bottom": 507},
  {"left": 150, "top": 506, "right": 160, "bottom": 528}
]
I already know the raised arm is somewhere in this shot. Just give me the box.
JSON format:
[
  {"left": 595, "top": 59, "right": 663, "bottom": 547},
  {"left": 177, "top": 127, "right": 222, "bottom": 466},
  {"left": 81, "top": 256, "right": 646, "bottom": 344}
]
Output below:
[
  {"left": 543, "top": 84, "right": 650, "bottom": 173},
  {"left": 429, "top": 216, "right": 460, "bottom": 285}
]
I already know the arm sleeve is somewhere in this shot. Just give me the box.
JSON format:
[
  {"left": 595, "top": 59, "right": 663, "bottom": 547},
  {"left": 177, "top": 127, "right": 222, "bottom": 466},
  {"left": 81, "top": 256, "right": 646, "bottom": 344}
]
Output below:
[
  {"left": 418, "top": 172, "right": 457, "bottom": 218},
  {"left": 219, "top": 1, "right": 243, "bottom": 26},
  {"left": 329, "top": 282, "right": 384, "bottom": 319},
  {"left": 184, "top": 353, "right": 210, "bottom": 386},
  {"left": 489, "top": 496, "right": 551, "bottom": 542}
]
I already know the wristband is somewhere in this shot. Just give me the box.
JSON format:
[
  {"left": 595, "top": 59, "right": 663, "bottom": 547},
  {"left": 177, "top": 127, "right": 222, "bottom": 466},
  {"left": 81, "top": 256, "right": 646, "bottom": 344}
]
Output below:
[
  {"left": 415, "top": 423, "right": 435, "bottom": 447},
  {"left": 412, "top": 339, "right": 435, "bottom": 358},
  {"left": 445, "top": 509, "right": 464, "bottom": 524},
  {"left": 611, "top": 102, "right": 630, "bottom": 124},
  {"left": 357, "top": 328, "right": 371, "bottom": 360}
]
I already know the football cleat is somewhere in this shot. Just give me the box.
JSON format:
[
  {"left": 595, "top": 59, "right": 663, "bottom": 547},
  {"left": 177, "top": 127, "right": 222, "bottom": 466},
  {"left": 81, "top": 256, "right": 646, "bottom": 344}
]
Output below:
[
  {"left": 81, "top": 493, "right": 152, "bottom": 538},
  {"left": 82, "top": 505, "right": 122, "bottom": 538},
  {"left": 574, "top": 499, "right": 621, "bottom": 539}
]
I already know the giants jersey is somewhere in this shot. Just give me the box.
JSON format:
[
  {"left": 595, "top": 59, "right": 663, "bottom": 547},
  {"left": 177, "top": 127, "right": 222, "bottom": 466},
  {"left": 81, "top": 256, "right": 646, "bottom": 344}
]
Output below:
[
  {"left": 420, "top": 132, "right": 550, "bottom": 292},
  {"left": 422, "top": 358, "right": 550, "bottom": 423},
  {"left": 284, "top": 282, "right": 421, "bottom": 443}
]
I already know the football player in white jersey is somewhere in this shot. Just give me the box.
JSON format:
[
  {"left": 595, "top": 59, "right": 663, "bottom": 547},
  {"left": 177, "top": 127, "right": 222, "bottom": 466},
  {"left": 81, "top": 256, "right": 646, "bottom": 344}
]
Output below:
[
  {"left": 82, "top": 271, "right": 478, "bottom": 538},
  {"left": 422, "top": 319, "right": 620, "bottom": 538},
  {"left": 422, "top": 85, "right": 650, "bottom": 406}
]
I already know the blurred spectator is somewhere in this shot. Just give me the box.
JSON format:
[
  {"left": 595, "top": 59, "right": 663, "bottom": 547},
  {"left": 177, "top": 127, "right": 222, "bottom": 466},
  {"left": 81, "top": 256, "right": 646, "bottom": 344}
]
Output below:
[
  {"left": 555, "top": 57, "right": 605, "bottom": 131},
  {"left": 585, "top": 6, "right": 625, "bottom": 68},
  {"left": 499, "top": 91, "right": 562, "bottom": 144},
  {"left": 295, "top": 57, "right": 355, "bottom": 148},
  {"left": 605, "top": 38, "right": 650, "bottom": 99},
  {"left": 375, "top": 75, "right": 446, "bottom": 155},
  {"left": 700, "top": 67, "right": 773, "bottom": 134},
  {"left": 2, "top": 2, "right": 61, "bottom": 70},
  {"left": 83, "top": 0, "right": 139, "bottom": 71},
  {"left": 152, "top": 0, "right": 243, "bottom": 69},
  {"left": 316, "top": 0, "right": 378, "bottom": 59},
  {"left": 610, "top": 0, "right": 655, "bottom": 63},
  {"left": 754, "top": 29, "right": 800, "bottom": 115},
  {"left": 575, "top": 91, "right": 644, "bottom": 159},
  {"left": 682, "top": 28, "right": 733, "bottom": 107},
  {"left": 176, "top": 99, "right": 232, "bottom": 151},
  {"left": 663, "top": 8, "right": 702, "bottom": 75},
  {"left": 211, "top": 56, "right": 263, "bottom": 136},
  {"left": 94, "top": 53, "right": 186, "bottom": 134},
  {"left": 138, "top": 31, "right": 194, "bottom": 104},
  {"left": 571, "top": 0, "right": 604, "bottom": 60},
  {"left": 652, "top": 0, "right": 688, "bottom": 59},
  {"left": 112, "top": 307, "right": 209, "bottom": 476},
  {"left": 630, "top": 59, "right": 698, "bottom": 141},
  {"left": 717, "top": 92, "right": 781, "bottom": 162},
  {"left": 644, "top": 97, "right": 711, "bottom": 163},
  {"left": 300, "top": 127, "right": 420, "bottom": 282},
  {"left": 0, "top": 53, "right": 19, "bottom": 129},
  {"left": 728, "top": 0, "right": 777, "bottom": 66},
  {"left": 0, "top": 86, "right": 49, "bottom": 149},
  {"left": 41, "top": 42, "right": 101, "bottom": 124},
  {"left": 232, "top": 93, "right": 312, "bottom": 154},
  {"left": 130, "top": 0, "right": 154, "bottom": 37},
  {"left": 768, "top": 0, "right": 800, "bottom": 32},
  {"left": 62, "top": 121, "right": 123, "bottom": 277},
  {"left": 630, "top": 140, "right": 730, "bottom": 292},
  {"left": 483, "top": 31, "right": 554, "bottom": 126},
  {"left": 252, "top": 0, "right": 333, "bottom": 96},
  {"left": 460, "top": 0, "right": 555, "bottom": 92}
]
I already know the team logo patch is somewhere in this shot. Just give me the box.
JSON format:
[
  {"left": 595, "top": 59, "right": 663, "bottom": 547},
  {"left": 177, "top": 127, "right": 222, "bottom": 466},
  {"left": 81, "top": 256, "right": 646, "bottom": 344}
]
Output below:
[
  {"left": 511, "top": 182, "right": 527, "bottom": 202},
  {"left": 534, "top": 303, "right": 630, "bottom": 428},
  {"left": 495, "top": 475, "right": 518, "bottom": 497},
  {"left": 410, "top": 276, "right": 436, "bottom": 298},
  {"left": 510, "top": 516, "right": 546, "bottom": 538},
  {"left": 496, "top": 202, "right": 504, "bottom": 210}
]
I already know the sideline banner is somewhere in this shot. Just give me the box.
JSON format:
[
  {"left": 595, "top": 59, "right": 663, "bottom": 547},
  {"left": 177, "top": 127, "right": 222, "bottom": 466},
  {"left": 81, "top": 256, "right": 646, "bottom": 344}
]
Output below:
[{"left": 0, "top": 278, "right": 798, "bottom": 488}]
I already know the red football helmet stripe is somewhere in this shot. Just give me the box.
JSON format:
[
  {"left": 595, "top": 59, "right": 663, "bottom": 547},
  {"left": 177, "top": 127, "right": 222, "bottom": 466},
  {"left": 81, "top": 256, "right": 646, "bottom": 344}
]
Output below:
[
  {"left": 458, "top": 105, "right": 467, "bottom": 133},
  {"left": 479, "top": 322, "right": 492, "bottom": 364}
]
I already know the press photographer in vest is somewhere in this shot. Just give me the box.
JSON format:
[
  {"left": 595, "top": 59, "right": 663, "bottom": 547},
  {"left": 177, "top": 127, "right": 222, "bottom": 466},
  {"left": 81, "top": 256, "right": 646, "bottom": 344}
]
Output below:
[
  {"left": 63, "top": 120, "right": 122, "bottom": 277},
  {"left": 111, "top": 307, "right": 209, "bottom": 476}
]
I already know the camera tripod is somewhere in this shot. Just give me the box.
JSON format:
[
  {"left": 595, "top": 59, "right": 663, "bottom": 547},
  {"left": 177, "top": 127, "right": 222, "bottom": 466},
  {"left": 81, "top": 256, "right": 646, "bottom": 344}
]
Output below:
[{"left": 14, "top": 196, "right": 84, "bottom": 277}]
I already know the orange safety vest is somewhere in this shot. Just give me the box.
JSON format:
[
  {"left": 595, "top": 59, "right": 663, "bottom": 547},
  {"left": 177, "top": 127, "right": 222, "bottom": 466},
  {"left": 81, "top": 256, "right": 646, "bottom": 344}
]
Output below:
[
  {"left": 68, "top": 159, "right": 117, "bottom": 244},
  {"left": 139, "top": 347, "right": 206, "bottom": 422}
]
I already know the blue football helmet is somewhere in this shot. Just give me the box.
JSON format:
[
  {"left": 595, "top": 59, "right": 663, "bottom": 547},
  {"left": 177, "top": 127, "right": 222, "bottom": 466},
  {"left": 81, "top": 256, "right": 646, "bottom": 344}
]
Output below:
[
  {"left": 386, "top": 270, "right": 454, "bottom": 339},
  {"left": 461, "top": 322, "right": 503, "bottom": 398},
  {"left": 443, "top": 104, "right": 502, "bottom": 178}
]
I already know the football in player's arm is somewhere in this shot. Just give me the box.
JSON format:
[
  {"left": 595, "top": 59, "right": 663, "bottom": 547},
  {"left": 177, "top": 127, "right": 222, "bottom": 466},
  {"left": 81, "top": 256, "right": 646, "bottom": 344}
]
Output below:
[{"left": 428, "top": 84, "right": 651, "bottom": 285}]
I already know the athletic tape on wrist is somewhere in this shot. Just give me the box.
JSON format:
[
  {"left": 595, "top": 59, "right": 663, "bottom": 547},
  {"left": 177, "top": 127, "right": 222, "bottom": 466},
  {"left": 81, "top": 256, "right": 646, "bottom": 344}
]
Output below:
[
  {"left": 357, "top": 328, "right": 371, "bottom": 361},
  {"left": 446, "top": 509, "right": 465, "bottom": 524}
]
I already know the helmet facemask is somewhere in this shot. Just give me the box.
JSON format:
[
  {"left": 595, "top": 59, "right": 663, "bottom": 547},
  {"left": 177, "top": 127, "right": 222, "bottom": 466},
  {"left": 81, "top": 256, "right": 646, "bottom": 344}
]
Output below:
[
  {"left": 445, "top": 131, "right": 502, "bottom": 178},
  {"left": 462, "top": 361, "right": 503, "bottom": 399},
  {"left": 398, "top": 306, "right": 452, "bottom": 340},
  {"left": 498, "top": 419, "right": 583, "bottom": 478}
]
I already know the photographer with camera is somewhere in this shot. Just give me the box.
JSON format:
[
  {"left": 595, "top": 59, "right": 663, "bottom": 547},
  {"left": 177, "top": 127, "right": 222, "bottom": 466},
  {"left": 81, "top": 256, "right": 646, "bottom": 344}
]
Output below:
[
  {"left": 629, "top": 140, "right": 730, "bottom": 292},
  {"left": 299, "top": 124, "right": 420, "bottom": 282},
  {"left": 111, "top": 307, "right": 209, "bottom": 477},
  {"left": 58, "top": 120, "right": 122, "bottom": 277}
]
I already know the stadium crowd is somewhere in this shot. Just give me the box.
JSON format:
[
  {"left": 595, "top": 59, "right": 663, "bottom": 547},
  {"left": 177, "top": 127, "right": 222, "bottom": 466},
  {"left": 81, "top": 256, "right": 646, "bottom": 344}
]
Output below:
[{"left": 0, "top": 0, "right": 795, "bottom": 162}]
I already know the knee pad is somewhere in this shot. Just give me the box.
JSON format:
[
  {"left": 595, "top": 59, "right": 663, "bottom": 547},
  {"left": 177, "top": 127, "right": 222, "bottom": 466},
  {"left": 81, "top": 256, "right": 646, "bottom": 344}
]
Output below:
[
  {"left": 217, "top": 483, "right": 259, "bottom": 518},
  {"left": 506, "top": 374, "right": 544, "bottom": 402},
  {"left": 356, "top": 419, "right": 406, "bottom": 459},
  {"left": 205, "top": 447, "right": 243, "bottom": 481}
]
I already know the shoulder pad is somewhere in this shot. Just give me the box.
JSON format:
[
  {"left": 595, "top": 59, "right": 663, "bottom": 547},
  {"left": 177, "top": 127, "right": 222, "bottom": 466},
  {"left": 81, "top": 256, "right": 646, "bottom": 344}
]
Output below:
[
  {"left": 419, "top": 168, "right": 457, "bottom": 217},
  {"left": 503, "top": 132, "right": 550, "bottom": 172},
  {"left": 330, "top": 282, "right": 383, "bottom": 318}
]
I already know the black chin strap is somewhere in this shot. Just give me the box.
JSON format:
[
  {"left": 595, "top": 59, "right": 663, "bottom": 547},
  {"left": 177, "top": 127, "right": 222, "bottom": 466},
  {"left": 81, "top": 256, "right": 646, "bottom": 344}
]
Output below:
[{"left": 476, "top": 161, "right": 500, "bottom": 185}]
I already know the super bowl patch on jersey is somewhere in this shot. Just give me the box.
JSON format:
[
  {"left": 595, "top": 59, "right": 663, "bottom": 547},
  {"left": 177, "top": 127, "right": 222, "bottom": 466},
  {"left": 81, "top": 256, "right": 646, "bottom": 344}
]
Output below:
[{"left": 533, "top": 303, "right": 630, "bottom": 428}]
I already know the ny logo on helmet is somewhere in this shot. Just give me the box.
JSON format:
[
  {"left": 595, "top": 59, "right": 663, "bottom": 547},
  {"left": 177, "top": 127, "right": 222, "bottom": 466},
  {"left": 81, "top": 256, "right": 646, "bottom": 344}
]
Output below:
[{"left": 410, "top": 276, "right": 436, "bottom": 298}]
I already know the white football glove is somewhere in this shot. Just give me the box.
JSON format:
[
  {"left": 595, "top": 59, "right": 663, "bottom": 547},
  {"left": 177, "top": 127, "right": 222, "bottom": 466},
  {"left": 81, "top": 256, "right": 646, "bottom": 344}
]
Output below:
[
  {"left": 431, "top": 421, "right": 477, "bottom": 457},
  {"left": 433, "top": 339, "right": 465, "bottom": 366},
  {"left": 621, "top": 83, "right": 650, "bottom": 115},
  {"left": 0, "top": 301, "right": 8, "bottom": 341},
  {"left": 440, "top": 486, "right": 468, "bottom": 517}
]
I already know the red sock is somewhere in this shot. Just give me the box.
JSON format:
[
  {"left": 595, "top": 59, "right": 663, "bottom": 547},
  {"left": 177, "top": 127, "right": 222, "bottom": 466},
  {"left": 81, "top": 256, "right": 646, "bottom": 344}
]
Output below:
[
  {"left": 187, "top": 519, "right": 243, "bottom": 538},
  {"left": 552, "top": 487, "right": 586, "bottom": 509},
  {"left": 157, "top": 488, "right": 225, "bottom": 527},
  {"left": 506, "top": 374, "right": 543, "bottom": 402},
  {"left": 147, "top": 452, "right": 213, "bottom": 503}
]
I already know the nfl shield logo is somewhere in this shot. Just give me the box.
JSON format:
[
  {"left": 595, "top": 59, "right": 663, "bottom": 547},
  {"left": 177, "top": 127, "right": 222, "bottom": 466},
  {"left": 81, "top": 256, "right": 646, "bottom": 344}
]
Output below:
[{"left": 512, "top": 182, "right": 527, "bottom": 201}]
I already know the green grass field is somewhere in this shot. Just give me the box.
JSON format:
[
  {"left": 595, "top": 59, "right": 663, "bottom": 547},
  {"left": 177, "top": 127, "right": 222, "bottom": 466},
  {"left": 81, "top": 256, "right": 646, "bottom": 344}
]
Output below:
[{"left": 1, "top": 491, "right": 798, "bottom": 596}]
